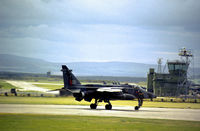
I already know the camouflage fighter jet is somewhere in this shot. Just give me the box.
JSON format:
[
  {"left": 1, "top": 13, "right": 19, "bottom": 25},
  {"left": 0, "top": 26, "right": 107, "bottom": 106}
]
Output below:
[{"left": 61, "top": 65, "right": 156, "bottom": 110}]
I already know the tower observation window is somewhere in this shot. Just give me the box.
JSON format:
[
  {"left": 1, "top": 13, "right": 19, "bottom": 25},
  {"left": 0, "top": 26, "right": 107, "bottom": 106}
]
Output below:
[
  {"left": 182, "top": 64, "right": 187, "bottom": 71},
  {"left": 169, "top": 63, "right": 187, "bottom": 71},
  {"left": 168, "top": 64, "right": 174, "bottom": 70},
  {"left": 175, "top": 64, "right": 181, "bottom": 70}
]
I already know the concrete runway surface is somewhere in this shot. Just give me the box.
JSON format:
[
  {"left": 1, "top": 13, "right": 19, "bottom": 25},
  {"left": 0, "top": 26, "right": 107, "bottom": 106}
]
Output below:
[{"left": 0, "top": 104, "right": 200, "bottom": 121}]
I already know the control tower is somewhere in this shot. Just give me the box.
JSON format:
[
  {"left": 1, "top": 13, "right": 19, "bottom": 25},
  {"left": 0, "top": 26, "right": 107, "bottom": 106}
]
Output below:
[{"left": 147, "top": 48, "right": 193, "bottom": 96}]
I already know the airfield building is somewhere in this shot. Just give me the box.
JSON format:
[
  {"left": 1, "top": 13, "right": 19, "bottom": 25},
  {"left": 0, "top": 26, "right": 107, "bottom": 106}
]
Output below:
[
  {"left": 147, "top": 48, "right": 193, "bottom": 96},
  {"left": 47, "top": 71, "right": 51, "bottom": 77}
]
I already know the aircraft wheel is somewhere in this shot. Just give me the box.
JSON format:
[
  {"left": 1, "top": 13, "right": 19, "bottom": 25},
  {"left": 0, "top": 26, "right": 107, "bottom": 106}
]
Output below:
[
  {"left": 105, "top": 104, "right": 112, "bottom": 110},
  {"left": 135, "top": 106, "right": 139, "bottom": 110},
  {"left": 90, "top": 104, "right": 97, "bottom": 109}
]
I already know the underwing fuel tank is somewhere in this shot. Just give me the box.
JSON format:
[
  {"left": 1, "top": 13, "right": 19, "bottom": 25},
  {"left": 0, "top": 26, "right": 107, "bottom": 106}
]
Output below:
[
  {"left": 110, "top": 93, "right": 136, "bottom": 100},
  {"left": 123, "top": 94, "right": 136, "bottom": 100}
]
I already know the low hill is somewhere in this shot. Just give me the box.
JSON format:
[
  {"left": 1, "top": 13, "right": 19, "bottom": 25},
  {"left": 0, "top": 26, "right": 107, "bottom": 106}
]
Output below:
[
  {"left": 0, "top": 54, "right": 57, "bottom": 73},
  {"left": 0, "top": 54, "right": 199, "bottom": 77}
]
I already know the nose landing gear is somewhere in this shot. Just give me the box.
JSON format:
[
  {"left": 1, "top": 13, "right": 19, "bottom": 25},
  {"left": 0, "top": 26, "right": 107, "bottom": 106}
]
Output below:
[
  {"left": 90, "top": 99, "right": 98, "bottom": 109},
  {"left": 135, "top": 98, "right": 143, "bottom": 110},
  {"left": 90, "top": 103, "right": 97, "bottom": 109},
  {"left": 104, "top": 100, "right": 112, "bottom": 110}
]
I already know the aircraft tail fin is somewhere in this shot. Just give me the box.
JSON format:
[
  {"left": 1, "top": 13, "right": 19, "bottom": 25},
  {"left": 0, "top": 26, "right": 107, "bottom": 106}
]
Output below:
[{"left": 61, "top": 65, "right": 81, "bottom": 88}]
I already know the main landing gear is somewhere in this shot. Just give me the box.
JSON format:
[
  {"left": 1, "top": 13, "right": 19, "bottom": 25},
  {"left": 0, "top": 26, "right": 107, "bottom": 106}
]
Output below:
[
  {"left": 135, "top": 98, "right": 143, "bottom": 110},
  {"left": 90, "top": 99, "right": 98, "bottom": 109},
  {"left": 90, "top": 99, "right": 143, "bottom": 111},
  {"left": 90, "top": 99, "right": 112, "bottom": 110},
  {"left": 105, "top": 101, "right": 112, "bottom": 110},
  {"left": 90, "top": 103, "right": 97, "bottom": 109},
  {"left": 104, "top": 100, "right": 112, "bottom": 110}
]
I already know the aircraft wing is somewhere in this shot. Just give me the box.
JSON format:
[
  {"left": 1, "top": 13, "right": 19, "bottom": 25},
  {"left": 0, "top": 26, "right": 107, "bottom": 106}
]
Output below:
[{"left": 97, "top": 87, "right": 122, "bottom": 92}]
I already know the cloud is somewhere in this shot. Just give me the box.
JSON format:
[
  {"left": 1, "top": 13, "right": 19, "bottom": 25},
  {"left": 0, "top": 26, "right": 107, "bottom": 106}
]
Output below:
[
  {"left": 0, "top": 0, "right": 200, "bottom": 67},
  {"left": 153, "top": 51, "right": 177, "bottom": 55},
  {"left": 0, "top": 0, "right": 200, "bottom": 31}
]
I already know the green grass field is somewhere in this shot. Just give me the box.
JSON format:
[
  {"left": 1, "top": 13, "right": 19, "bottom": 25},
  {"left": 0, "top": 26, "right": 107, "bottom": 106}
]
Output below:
[
  {"left": 28, "top": 79, "right": 63, "bottom": 84},
  {"left": 33, "top": 84, "right": 63, "bottom": 90},
  {"left": 0, "top": 96, "right": 200, "bottom": 109},
  {"left": 0, "top": 80, "right": 18, "bottom": 89},
  {"left": 0, "top": 113, "right": 199, "bottom": 131},
  {"left": 193, "top": 79, "right": 200, "bottom": 84},
  {"left": 136, "top": 81, "right": 147, "bottom": 87},
  {"left": 1, "top": 79, "right": 200, "bottom": 109}
]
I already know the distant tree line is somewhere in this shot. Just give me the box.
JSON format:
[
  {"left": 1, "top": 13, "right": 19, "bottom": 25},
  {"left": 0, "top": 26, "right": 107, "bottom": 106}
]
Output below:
[{"left": 0, "top": 71, "right": 146, "bottom": 83}]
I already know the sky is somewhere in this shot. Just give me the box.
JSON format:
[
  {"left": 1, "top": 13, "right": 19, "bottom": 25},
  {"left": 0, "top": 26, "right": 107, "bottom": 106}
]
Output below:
[{"left": 0, "top": 0, "right": 200, "bottom": 67}]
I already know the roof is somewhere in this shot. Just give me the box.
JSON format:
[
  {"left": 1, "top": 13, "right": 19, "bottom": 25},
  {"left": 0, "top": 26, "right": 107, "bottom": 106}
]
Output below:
[{"left": 167, "top": 60, "right": 186, "bottom": 64}]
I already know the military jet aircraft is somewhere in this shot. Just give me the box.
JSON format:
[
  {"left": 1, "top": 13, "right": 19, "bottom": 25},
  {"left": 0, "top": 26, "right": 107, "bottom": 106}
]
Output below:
[{"left": 61, "top": 65, "right": 156, "bottom": 110}]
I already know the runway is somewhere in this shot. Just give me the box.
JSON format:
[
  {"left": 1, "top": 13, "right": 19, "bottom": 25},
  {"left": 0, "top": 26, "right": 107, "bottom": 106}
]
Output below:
[
  {"left": 6, "top": 80, "right": 59, "bottom": 94},
  {"left": 0, "top": 104, "right": 200, "bottom": 121}
]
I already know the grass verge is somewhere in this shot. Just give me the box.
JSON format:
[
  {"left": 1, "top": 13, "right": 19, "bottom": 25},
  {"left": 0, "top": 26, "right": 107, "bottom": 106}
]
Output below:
[
  {"left": 33, "top": 84, "right": 63, "bottom": 90},
  {"left": 0, "top": 113, "right": 199, "bottom": 131},
  {"left": 0, "top": 96, "right": 200, "bottom": 109},
  {"left": 0, "top": 80, "right": 18, "bottom": 89}
]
